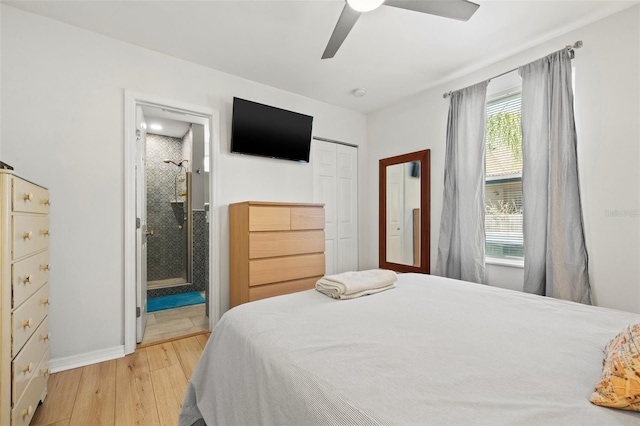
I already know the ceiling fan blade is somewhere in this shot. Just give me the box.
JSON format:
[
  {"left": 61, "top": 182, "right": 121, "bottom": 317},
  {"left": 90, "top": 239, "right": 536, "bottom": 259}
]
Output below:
[
  {"left": 321, "top": 4, "right": 361, "bottom": 59},
  {"left": 385, "top": 0, "right": 480, "bottom": 21}
]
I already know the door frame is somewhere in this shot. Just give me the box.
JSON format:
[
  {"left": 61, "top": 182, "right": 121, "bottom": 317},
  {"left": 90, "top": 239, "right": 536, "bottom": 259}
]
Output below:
[{"left": 123, "top": 90, "right": 221, "bottom": 354}]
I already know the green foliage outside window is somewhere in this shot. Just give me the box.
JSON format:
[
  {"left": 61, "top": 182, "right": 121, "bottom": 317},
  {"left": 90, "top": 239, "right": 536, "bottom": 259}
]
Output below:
[{"left": 486, "top": 110, "right": 522, "bottom": 160}]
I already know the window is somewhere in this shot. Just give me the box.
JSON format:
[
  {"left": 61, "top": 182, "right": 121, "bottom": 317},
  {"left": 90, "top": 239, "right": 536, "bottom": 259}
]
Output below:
[{"left": 485, "top": 92, "right": 523, "bottom": 260}]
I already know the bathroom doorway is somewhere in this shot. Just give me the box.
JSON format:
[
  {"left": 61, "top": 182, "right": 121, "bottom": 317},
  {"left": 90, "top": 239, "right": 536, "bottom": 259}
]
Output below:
[
  {"left": 123, "top": 91, "right": 220, "bottom": 353},
  {"left": 139, "top": 107, "right": 209, "bottom": 345}
]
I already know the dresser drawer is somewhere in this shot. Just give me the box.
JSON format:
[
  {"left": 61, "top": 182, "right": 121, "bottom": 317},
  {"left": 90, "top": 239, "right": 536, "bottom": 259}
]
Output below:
[
  {"left": 12, "top": 214, "right": 50, "bottom": 260},
  {"left": 12, "top": 178, "right": 50, "bottom": 214},
  {"left": 11, "top": 349, "right": 48, "bottom": 426},
  {"left": 12, "top": 284, "right": 49, "bottom": 358},
  {"left": 249, "top": 253, "right": 325, "bottom": 286},
  {"left": 249, "top": 230, "right": 325, "bottom": 259},
  {"left": 291, "top": 207, "right": 324, "bottom": 230},
  {"left": 12, "top": 251, "right": 50, "bottom": 309},
  {"left": 249, "top": 206, "right": 290, "bottom": 231},
  {"left": 249, "top": 277, "right": 319, "bottom": 302},
  {"left": 12, "top": 319, "right": 49, "bottom": 405}
]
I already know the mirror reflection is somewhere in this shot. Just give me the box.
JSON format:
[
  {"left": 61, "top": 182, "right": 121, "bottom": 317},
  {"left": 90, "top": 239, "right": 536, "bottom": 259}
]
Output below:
[
  {"left": 379, "top": 149, "right": 429, "bottom": 274},
  {"left": 386, "top": 161, "right": 421, "bottom": 266}
]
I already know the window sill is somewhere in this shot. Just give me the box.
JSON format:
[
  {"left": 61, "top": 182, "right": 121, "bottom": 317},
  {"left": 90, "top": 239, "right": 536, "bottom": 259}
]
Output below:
[{"left": 486, "top": 256, "right": 524, "bottom": 269}]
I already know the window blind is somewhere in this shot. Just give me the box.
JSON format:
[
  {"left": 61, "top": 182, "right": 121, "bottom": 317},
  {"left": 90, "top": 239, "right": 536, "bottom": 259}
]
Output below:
[{"left": 485, "top": 92, "right": 523, "bottom": 259}]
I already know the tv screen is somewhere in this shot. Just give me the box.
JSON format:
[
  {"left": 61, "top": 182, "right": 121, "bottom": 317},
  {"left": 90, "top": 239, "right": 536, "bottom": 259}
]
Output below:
[{"left": 231, "top": 97, "right": 314, "bottom": 163}]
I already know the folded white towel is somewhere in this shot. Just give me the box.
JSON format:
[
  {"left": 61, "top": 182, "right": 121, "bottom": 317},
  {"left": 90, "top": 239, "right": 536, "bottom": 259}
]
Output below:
[{"left": 315, "top": 269, "right": 397, "bottom": 300}]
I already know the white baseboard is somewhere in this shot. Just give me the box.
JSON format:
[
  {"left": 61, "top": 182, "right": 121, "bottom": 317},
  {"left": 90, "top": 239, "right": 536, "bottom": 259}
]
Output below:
[{"left": 50, "top": 345, "right": 125, "bottom": 373}]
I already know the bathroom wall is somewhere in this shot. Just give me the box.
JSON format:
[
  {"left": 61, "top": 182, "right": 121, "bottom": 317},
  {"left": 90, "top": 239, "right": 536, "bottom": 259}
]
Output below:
[
  {"left": 146, "top": 130, "right": 208, "bottom": 299},
  {"left": 193, "top": 210, "right": 209, "bottom": 302},
  {"left": 145, "top": 133, "right": 188, "bottom": 285}
]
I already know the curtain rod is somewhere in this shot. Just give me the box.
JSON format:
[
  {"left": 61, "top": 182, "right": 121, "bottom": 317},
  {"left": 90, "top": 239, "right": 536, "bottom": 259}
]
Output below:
[{"left": 442, "top": 40, "right": 583, "bottom": 99}]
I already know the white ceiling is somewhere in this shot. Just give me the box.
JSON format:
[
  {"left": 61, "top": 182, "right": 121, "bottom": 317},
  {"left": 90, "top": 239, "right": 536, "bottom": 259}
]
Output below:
[
  {"left": 142, "top": 105, "right": 203, "bottom": 138},
  {"left": 4, "top": 0, "right": 637, "bottom": 113}
]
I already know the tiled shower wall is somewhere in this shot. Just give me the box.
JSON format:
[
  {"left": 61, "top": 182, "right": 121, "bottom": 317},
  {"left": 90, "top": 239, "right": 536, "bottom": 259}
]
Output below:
[
  {"left": 146, "top": 133, "right": 208, "bottom": 299},
  {"left": 146, "top": 133, "right": 188, "bottom": 285}
]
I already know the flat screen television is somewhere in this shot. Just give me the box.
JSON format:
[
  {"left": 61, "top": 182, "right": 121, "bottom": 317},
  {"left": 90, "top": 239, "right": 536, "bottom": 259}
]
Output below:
[{"left": 231, "top": 97, "right": 314, "bottom": 163}]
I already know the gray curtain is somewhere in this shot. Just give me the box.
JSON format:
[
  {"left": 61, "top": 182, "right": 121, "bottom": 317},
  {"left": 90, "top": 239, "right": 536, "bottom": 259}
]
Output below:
[
  {"left": 435, "top": 81, "right": 489, "bottom": 283},
  {"left": 519, "top": 49, "right": 591, "bottom": 304}
]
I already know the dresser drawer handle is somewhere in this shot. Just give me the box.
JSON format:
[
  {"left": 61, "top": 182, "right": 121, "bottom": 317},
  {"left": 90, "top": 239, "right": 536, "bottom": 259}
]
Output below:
[
  {"left": 22, "top": 275, "right": 32, "bottom": 285},
  {"left": 23, "top": 193, "right": 33, "bottom": 202},
  {"left": 42, "top": 298, "right": 50, "bottom": 306},
  {"left": 22, "top": 231, "right": 33, "bottom": 240},
  {"left": 22, "top": 318, "right": 33, "bottom": 329},
  {"left": 42, "top": 264, "right": 51, "bottom": 271},
  {"left": 41, "top": 368, "right": 50, "bottom": 376},
  {"left": 22, "top": 405, "right": 33, "bottom": 419},
  {"left": 42, "top": 332, "right": 51, "bottom": 341},
  {"left": 43, "top": 199, "right": 51, "bottom": 206},
  {"left": 43, "top": 229, "right": 51, "bottom": 237},
  {"left": 21, "top": 362, "right": 33, "bottom": 374}
]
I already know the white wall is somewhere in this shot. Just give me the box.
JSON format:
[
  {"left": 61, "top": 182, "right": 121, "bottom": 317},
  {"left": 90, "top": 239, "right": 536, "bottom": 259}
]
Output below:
[
  {"left": 365, "top": 6, "right": 640, "bottom": 313},
  {"left": 0, "top": 6, "right": 367, "bottom": 363},
  {"left": 0, "top": 4, "right": 2, "bottom": 156}
]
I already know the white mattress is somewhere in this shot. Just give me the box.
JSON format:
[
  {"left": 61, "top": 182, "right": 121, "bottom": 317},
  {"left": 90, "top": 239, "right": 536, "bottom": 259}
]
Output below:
[{"left": 180, "top": 273, "right": 640, "bottom": 425}]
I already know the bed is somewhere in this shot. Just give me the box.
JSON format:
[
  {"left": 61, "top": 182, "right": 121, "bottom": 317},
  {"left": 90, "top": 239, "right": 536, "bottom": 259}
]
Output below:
[{"left": 179, "top": 273, "right": 640, "bottom": 425}]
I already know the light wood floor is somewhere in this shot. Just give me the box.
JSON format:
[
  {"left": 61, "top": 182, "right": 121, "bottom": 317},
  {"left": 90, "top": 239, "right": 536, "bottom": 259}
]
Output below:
[
  {"left": 30, "top": 333, "right": 210, "bottom": 426},
  {"left": 141, "top": 303, "right": 208, "bottom": 345}
]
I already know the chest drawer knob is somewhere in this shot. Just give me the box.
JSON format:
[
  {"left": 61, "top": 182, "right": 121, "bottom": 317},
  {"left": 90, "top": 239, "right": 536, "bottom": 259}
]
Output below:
[
  {"left": 23, "top": 193, "right": 33, "bottom": 202},
  {"left": 42, "top": 264, "right": 50, "bottom": 271},
  {"left": 43, "top": 199, "right": 51, "bottom": 206},
  {"left": 41, "top": 368, "right": 50, "bottom": 376},
  {"left": 22, "top": 406, "right": 33, "bottom": 419},
  {"left": 22, "top": 231, "right": 33, "bottom": 240},
  {"left": 42, "top": 298, "right": 50, "bottom": 306},
  {"left": 22, "top": 275, "right": 33, "bottom": 285},
  {"left": 42, "top": 332, "right": 51, "bottom": 341},
  {"left": 22, "top": 318, "right": 33, "bottom": 329},
  {"left": 43, "top": 229, "right": 51, "bottom": 237},
  {"left": 21, "top": 362, "right": 33, "bottom": 374}
]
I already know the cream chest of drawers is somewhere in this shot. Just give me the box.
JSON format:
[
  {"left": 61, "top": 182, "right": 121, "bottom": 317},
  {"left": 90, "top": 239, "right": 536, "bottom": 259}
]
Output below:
[
  {"left": 229, "top": 201, "right": 325, "bottom": 308},
  {"left": 0, "top": 170, "right": 50, "bottom": 426}
]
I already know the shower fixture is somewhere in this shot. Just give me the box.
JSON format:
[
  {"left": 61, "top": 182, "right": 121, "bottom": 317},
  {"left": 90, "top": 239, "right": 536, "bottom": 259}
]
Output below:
[{"left": 163, "top": 159, "right": 189, "bottom": 167}]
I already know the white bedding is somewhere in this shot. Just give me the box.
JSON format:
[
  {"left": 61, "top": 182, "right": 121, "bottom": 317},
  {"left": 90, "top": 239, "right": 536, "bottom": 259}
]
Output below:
[{"left": 180, "top": 273, "right": 640, "bottom": 425}]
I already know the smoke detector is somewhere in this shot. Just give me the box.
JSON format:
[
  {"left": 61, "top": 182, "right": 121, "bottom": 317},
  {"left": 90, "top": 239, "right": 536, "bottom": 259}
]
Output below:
[{"left": 352, "top": 88, "right": 367, "bottom": 97}]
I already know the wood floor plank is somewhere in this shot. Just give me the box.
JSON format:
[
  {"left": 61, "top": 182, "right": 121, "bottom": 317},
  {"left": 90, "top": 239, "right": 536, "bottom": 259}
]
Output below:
[
  {"left": 46, "top": 420, "right": 71, "bottom": 426},
  {"left": 150, "top": 363, "right": 188, "bottom": 426},
  {"left": 195, "top": 332, "right": 210, "bottom": 349},
  {"left": 172, "top": 336, "right": 205, "bottom": 380},
  {"left": 115, "top": 349, "right": 160, "bottom": 426},
  {"left": 31, "top": 368, "right": 82, "bottom": 426},
  {"left": 146, "top": 342, "right": 180, "bottom": 372},
  {"left": 69, "top": 360, "right": 116, "bottom": 426},
  {"left": 30, "top": 335, "right": 206, "bottom": 426}
]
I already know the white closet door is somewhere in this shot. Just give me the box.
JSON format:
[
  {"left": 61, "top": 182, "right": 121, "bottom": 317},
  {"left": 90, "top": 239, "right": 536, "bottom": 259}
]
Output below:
[
  {"left": 312, "top": 140, "right": 358, "bottom": 275},
  {"left": 336, "top": 144, "right": 358, "bottom": 272},
  {"left": 313, "top": 141, "right": 338, "bottom": 275}
]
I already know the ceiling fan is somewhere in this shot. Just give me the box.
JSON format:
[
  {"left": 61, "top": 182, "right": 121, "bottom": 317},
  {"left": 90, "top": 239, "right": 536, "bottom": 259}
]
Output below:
[{"left": 322, "top": 0, "right": 480, "bottom": 59}]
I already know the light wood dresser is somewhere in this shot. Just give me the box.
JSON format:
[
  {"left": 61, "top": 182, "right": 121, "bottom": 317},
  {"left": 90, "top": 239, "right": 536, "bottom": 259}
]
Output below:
[
  {"left": 229, "top": 201, "right": 325, "bottom": 308},
  {"left": 0, "top": 170, "right": 51, "bottom": 426}
]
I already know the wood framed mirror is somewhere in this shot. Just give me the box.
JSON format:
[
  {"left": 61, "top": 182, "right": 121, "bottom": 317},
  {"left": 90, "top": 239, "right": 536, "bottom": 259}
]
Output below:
[{"left": 379, "top": 149, "right": 430, "bottom": 274}]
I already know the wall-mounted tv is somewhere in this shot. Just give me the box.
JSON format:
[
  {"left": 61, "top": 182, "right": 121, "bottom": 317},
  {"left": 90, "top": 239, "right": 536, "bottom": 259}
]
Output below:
[{"left": 231, "top": 97, "right": 314, "bottom": 163}]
